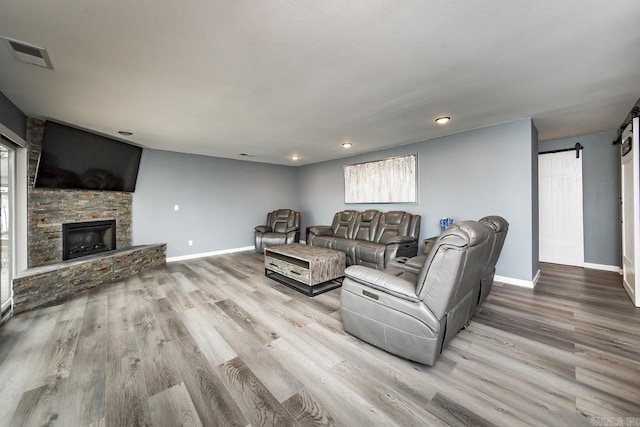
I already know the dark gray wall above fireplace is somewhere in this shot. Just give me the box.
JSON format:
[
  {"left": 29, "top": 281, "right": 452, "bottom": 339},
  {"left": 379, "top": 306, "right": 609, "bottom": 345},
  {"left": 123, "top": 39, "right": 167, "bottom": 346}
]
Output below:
[{"left": 0, "top": 91, "right": 26, "bottom": 140}]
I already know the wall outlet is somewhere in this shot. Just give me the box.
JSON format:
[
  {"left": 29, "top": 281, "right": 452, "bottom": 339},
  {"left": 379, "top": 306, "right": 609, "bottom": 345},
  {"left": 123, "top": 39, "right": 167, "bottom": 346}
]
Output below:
[
  {"left": 188, "top": 240, "right": 193, "bottom": 246},
  {"left": 174, "top": 204, "right": 179, "bottom": 211}
]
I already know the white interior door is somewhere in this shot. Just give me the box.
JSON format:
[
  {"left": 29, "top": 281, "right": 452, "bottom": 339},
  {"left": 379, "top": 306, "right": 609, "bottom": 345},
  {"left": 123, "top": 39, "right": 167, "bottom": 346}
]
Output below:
[
  {"left": 621, "top": 118, "right": 640, "bottom": 307},
  {"left": 539, "top": 150, "right": 584, "bottom": 266}
]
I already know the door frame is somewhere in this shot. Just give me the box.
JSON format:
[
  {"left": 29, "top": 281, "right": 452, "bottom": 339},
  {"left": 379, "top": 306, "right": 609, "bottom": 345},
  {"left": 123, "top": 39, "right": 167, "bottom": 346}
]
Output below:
[
  {"left": 621, "top": 117, "right": 640, "bottom": 307},
  {"left": 0, "top": 124, "right": 27, "bottom": 322}
]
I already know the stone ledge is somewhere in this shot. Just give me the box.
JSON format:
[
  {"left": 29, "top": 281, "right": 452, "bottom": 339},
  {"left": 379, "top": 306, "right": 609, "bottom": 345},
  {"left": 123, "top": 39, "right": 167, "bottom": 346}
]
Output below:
[{"left": 13, "top": 243, "right": 167, "bottom": 313}]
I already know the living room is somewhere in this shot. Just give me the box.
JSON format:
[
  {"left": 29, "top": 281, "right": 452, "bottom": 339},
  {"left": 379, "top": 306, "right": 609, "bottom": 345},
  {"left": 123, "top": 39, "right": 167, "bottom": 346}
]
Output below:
[{"left": 1, "top": 1, "right": 640, "bottom": 426}]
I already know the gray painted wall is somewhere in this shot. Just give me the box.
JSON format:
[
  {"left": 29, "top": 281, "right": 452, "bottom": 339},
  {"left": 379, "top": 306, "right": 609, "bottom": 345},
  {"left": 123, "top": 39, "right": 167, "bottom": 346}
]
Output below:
[
  {"left": 538, "top": 130, "right": 620, "bottom": 267},
  {"left": 133, "top": 119, "right": 538, "bottom": 281},
  {"left": 132, "top": 149, "right": 298, "bottom": 258},
  {"left": 0, "top": 91, "right": 26, "bottom": 140},
  {"left": 296, "top": 119, "right": 537, "bottom": 282}
]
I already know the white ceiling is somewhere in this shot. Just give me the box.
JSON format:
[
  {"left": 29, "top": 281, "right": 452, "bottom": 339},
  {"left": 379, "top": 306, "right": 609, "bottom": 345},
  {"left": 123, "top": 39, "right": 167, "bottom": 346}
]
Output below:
[{"left": 1, "top": 1, "right": 639, "bottom": 165}]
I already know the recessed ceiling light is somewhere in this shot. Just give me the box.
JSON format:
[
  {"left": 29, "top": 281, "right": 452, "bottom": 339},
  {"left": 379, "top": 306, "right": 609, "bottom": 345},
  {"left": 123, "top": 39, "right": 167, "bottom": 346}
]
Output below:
[
  {"left": 118, "top": 131, "right": 133, "bottom": 136},
  {"left": 342, "top": 142, "right": 353, "bottom": 148},
  {"left": 290, "top": 155, "right": 300, "bottom": 161},
  {"left": 435, "top": 116, "right": 451, "bottom": 125}
]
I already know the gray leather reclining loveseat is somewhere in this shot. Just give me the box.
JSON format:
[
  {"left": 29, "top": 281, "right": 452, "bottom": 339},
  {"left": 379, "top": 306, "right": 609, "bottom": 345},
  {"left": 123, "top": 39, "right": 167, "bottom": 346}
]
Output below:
[
  {"left": 340, "top": 220, "right": 492, "bottom": 366},
  {"left": 307, "top": 209, "right": 421, "bottom": 270}
]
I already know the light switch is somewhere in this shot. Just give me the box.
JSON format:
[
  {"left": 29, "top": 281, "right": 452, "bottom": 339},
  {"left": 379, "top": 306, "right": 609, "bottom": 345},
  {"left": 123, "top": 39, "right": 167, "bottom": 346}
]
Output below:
[{"left": 174, "top": 204, "right": 179, "bottom": 211}]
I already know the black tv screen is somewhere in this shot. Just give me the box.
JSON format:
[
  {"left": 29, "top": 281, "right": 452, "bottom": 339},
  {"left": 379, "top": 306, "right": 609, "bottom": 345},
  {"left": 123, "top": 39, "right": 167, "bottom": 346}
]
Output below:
[{"left": 34, "top": 121, "right": 143, "bottom": 192}]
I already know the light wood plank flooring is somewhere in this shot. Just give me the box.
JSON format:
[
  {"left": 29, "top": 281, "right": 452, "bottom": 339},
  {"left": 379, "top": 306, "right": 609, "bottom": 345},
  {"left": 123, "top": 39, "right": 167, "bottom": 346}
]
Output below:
[{"left": 1, "top": 253, "right": 639, "bottom": 426}]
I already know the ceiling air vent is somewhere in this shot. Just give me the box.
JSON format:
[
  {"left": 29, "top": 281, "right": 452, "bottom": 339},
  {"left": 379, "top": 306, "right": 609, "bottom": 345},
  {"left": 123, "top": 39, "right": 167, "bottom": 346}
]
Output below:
[{"left": 1, "top": 36, "right": 53, "bottom": 69}]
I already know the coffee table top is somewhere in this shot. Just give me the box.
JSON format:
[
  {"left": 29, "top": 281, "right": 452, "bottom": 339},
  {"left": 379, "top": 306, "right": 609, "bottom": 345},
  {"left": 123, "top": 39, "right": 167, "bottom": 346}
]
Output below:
[{"left": 265, "top": 243, "right": 344, "bottom": 262}]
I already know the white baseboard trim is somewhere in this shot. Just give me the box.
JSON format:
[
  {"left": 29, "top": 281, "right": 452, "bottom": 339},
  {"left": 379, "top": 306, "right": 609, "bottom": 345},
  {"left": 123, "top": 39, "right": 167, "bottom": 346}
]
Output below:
[
  {"left": 583, "top": 262, "right": 622, "bottom": 273},
  {"left": 166, "top": 246, "right": 254, "bottom": 263},
  {"left": 494, "top": 270, "right": 539, "bottom": 289}
]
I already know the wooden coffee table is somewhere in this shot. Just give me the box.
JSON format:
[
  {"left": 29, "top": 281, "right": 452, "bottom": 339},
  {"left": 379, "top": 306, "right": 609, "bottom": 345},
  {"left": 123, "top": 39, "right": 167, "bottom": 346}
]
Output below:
[{"left": 264, "top": 243, "right": 346, "bottom": 296}]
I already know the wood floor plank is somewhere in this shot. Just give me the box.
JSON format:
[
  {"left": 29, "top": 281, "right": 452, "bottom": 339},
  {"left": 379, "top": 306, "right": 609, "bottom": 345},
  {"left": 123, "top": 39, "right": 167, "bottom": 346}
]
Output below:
[
  {"left": 165, "top": 334, "right": 249, "bottom": 427},
  {"left": 57, "top": 292, "right": 108, "bottom": 426},
  {"left": 216, "top": 357, "right": 298, "bottom": 427},
  {"left": 106, "top": 306, "right": 137, "bottom": 362},
  {"left": 151, "top": 297, "right": 191, "bottom": 341},
  {"left": 427, "top": 392, "right": 498, "bottom": 427},
  {"left": 105, "top": 355, "right": 152, "bottom": 426},
  {"left": 213, "top": 303, "right": 304, "bottom": 403},
  {"left": 148, "top": 382, "right": 203, "bottom": 427},
  {"left": 215, "top": 298, "right": 279, "bottom": 345},
  {"left": 132, "top": 308, "right": 181, "bottom": 396},
  {"left": 9, "top": 378, "right": 67, "bottom": 427},
  {"left": 179, "top": 306, "right": 238, "bottom": 366},
  {"left": 281, "top": 388, "right": 342, "bottom": 427}
]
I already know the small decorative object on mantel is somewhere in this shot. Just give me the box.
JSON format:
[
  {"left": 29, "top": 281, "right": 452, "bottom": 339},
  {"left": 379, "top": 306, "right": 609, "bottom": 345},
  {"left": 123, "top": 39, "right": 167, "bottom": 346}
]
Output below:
[{"left": 439, "top": 217, "right": 454, "bottom": 232}]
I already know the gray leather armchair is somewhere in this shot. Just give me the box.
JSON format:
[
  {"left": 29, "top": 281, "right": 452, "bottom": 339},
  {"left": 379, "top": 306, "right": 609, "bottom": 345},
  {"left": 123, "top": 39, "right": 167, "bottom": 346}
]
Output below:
[
  {"left": 254, "top": 209, "right": 300, "bottom": 253},
  {"left": 340, "top": 221, "right": 491, "bottom": 365}
]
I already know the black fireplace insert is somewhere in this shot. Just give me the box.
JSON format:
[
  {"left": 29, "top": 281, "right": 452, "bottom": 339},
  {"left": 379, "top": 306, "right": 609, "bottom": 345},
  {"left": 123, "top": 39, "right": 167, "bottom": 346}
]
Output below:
[{"left": 62, "top": 220, "right": 116, "bottom": 260}]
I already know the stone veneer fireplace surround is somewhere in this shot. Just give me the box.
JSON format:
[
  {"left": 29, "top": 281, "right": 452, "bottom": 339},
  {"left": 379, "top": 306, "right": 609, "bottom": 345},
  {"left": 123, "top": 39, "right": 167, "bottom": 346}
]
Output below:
[{"left": 15, "top": 118, "right": 166, "bottom": 313}]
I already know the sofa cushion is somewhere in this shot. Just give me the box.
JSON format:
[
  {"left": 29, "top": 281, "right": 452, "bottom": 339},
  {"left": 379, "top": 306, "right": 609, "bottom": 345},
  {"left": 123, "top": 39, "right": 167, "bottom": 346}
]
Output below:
[
  {"left": 374, "top": 211, "right": 411, "bottom": 243},
  {"left": 352, "top": 209, "right": 380, "bottom": 242},
  {"left": 331, "top": 210, "right": 357, "bottom": 238}
]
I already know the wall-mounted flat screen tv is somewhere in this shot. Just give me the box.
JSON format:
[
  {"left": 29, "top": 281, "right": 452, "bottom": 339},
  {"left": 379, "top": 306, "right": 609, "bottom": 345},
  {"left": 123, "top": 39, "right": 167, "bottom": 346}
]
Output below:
[{"left": 34, "top": 121, "right": 143, "bottom": 192}]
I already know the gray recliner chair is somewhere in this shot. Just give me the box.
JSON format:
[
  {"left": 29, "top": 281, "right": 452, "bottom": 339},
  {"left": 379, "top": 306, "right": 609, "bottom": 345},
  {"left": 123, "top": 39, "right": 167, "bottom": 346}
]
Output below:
[
  {"left": 477, "top": 216, "right": 509, "bottom": 308},
  {"left": 340, "top": 221, "right": 491, "bottom": 365},
  {"left": 254, "top": 209, "right": 300, "bottom": 253},
  {"left": 388, "top": 215, "right": 509, "bottom": 312}
]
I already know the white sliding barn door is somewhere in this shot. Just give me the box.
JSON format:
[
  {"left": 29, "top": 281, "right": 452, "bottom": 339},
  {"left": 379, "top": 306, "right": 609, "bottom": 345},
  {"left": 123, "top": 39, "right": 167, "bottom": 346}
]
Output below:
[{"left": 539, "top": 150, "right": 584, "bottom": 266}]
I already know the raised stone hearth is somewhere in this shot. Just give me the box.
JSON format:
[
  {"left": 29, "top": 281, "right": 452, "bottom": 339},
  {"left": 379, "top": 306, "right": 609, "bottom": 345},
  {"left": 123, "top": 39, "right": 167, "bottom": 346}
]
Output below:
[{"left": 13, "top": 244, "right": 166, "bottom": 313}]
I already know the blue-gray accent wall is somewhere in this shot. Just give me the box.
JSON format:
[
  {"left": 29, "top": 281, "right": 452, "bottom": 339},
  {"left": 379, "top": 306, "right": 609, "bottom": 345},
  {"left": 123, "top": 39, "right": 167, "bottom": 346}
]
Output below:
[
  {"left": 132, "top": 119, "right": 539, "bottom": 281},
  {"left": 538, "top": 131, "right": 620, "bottom": 267},
  {"left": 296, "top": 118, "right": 538, "bottom": 282},
  {"left": 0, "top": 91, "right": 26, "bottom": 140},
  {"left": 132, "top": 149, "right": 298, "bottom": 258}
]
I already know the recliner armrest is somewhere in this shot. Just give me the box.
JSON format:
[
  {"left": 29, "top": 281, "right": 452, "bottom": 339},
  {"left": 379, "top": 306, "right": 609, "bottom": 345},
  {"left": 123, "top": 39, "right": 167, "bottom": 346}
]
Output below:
[
  {"left": 383, "top": 235, "right": 416, "bottom": 245},
  {"left": 307, "top": 226, "right": 333, "bottom": 236},
  {"left": 423, "top": 236, "right": 438, "bottom": 254},
  {"left": 255, "top": 225, "right": 272, "bottom": 233},
  {"left": 285, "top": 226, "right": 299, "bottom": 233},
  {"left": 344, "top": 265, "right": 420, "bottom": 302}
]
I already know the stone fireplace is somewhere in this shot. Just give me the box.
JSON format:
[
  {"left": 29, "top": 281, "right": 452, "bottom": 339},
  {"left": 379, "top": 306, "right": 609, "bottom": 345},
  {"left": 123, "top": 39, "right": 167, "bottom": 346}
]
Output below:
[
  {"left": 27, "top": 119, "right": 132, "bottom": 267},
  {"left": 14, "top": 118, "right": 167, "bottom": 313}
]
